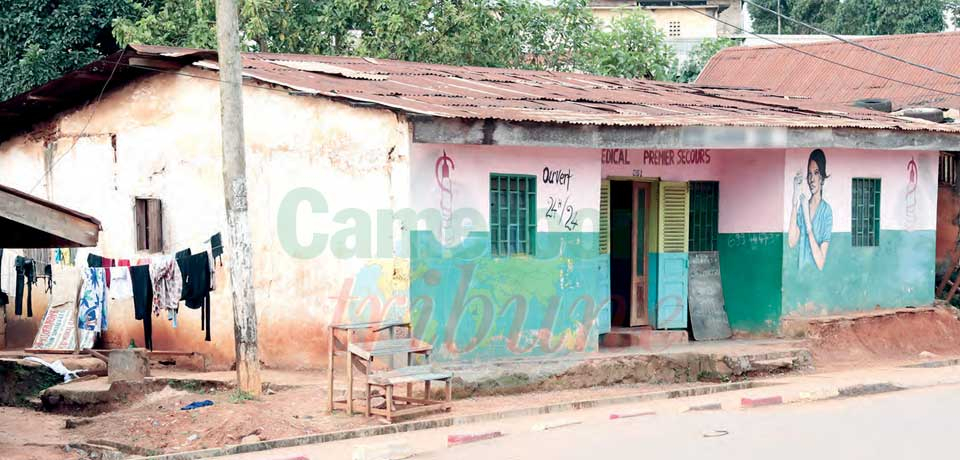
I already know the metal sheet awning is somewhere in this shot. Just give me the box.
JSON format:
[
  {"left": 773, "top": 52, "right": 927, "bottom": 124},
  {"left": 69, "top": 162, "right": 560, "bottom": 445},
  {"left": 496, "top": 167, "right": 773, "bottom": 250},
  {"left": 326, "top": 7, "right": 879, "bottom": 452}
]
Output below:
[{"left": 0, "top": 184, "right": 101, "bottom": 248}]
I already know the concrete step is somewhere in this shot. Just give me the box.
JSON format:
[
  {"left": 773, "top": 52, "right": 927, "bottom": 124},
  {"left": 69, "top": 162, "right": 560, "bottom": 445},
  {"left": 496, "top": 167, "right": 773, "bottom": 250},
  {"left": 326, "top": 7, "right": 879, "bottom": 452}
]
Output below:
[{"left": 600, "top": 329, "right": 689, "bottom": 349}]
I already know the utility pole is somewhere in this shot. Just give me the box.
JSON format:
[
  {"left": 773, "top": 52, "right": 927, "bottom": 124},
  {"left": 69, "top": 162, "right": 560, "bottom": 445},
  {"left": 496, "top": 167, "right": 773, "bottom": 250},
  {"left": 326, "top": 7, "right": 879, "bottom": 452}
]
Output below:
[
  {"left": 777, "top": 0, "right": 782, "bottom": 35},
  {"left": 215, "top": 0, "right": 262, "bottom": 396}
]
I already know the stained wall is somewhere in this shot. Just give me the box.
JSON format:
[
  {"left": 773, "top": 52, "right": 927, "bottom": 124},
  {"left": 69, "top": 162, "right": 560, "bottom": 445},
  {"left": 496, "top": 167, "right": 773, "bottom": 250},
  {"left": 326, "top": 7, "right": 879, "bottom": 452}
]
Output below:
[{"left": 0, "top": 69, "right": 410, "bottom": 368}]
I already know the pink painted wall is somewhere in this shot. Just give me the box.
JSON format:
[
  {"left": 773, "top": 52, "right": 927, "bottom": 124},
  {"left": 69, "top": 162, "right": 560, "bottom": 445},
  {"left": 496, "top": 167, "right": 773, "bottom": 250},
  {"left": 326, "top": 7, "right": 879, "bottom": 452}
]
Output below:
[
  {"left": 411, "top": 144, "right": 602, "bottom": 243},
  {"left": 781, "top": 149, "right": 937, "bottom": 232},
  {"left": 601, "top": 149, "right": 785, "bottom": 233}
]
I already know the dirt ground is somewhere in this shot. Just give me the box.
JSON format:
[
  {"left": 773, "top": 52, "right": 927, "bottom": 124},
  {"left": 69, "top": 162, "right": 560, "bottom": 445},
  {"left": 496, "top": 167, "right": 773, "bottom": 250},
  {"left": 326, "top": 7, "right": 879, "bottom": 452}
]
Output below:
[
  {"left": 6, "top": 306, "right": 960, "bottom": 458},
  {"left": 62, "top": 381, "right": 685, "bottom": 455},
  {"left": 803, "top": 307, "right": 960, "bottom": 370}
]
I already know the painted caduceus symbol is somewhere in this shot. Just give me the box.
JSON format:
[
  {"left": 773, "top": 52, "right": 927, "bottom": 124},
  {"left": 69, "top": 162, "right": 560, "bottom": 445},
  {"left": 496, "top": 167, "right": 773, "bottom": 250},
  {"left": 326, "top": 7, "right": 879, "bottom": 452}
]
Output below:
[
  {"left": 435, "top": 151, "right": 455, "bottom": 245},
  {"left": 906, "top": 157, "right": 918, "bottom": 229}
]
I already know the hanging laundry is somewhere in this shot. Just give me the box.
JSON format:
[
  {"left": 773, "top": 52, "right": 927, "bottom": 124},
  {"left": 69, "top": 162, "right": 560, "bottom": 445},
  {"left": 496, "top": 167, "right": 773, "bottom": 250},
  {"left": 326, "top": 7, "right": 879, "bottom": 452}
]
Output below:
[
  {"left": 210, "top": 232, "right": 223, "bottom": 264},
  {"left": 117, "top": 259, "right": 131, "bottom": 267},
  {"left": 87, "top": 253, "right": 104, "bottom": 268},
  {"left": 205, "top": 250, "right": 217, "bottom": 292},
  {"left": 0, "top": 249, "right": 7, "bottom": 308},
  {"left": 109, "top": 266, "right": 133, "bottom": 300},
  {"left": 149, "top": 256, "right": 182, "bottom": 320},
  {"left": 43, "top": 264, "right": 53, "bottom": 294},
  {"left": 175, "top": 249, "right": 192, "bottom": 300},
  {"left": 130, "top": 265, "right": 154, "bottom": 350},
  {"left": 183, "top": 253, "right": 212, "bottom": 341},
  {"left": 14, "top": 256, "right": 36, "bottom": 317},
  {"left": 77, "top": 268, "right": 108, "bottom": 333}
]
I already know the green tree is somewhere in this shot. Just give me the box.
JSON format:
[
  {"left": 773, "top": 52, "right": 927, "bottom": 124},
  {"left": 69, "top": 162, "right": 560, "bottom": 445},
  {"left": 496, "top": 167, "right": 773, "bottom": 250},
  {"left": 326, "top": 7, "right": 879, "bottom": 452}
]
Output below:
[
  {"left": 748, "top": 0, "right": 947, "bottom": 35},
  {"left": 0, "top": 0, "right": 142, "bottom": 100},
  {"left": 674, "top": 37, "right": 739, "bottom": 83},
  {"left": 579, "top": 10, "right": 677, "bottom": 80}
]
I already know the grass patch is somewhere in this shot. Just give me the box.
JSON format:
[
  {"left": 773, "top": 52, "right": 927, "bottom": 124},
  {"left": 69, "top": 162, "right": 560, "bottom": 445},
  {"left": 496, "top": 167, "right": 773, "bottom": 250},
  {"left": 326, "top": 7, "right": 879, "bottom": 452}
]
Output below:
[
  {"left": 229, "top": 389, "right": 256, "bottom": 404},
  {"left": 168, "top": 379, "right": 205, "bottom": 393}
]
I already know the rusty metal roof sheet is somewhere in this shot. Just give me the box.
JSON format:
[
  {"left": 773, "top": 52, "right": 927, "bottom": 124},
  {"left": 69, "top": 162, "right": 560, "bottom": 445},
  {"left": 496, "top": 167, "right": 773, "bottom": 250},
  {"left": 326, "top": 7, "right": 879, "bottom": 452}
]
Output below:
[
  {"left": 697, "top": 32, "right": 960, "bottom": 110},
  {"left": 0, "top": 44, "right": 958, "bottom": 141}
]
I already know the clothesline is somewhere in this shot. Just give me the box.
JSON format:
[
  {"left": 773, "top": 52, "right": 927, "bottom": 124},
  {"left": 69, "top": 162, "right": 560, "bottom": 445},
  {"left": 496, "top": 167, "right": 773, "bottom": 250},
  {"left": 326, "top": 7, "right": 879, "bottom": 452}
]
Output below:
[
  {"left": 77, "top": 231, "right": 222, "bottom": 350},
  {"left": 79, "top": 231, "right": 223, "bottom": 269}
]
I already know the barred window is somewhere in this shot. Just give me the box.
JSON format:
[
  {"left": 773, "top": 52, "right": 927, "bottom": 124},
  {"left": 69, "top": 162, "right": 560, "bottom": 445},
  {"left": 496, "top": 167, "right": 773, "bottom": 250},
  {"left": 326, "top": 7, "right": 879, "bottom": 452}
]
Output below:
[
  {"left": 490, "top": 174, "right": 536, "bottom": 256},
  {"left": 851, "top": 178, "right": 881, "bottom": 247},
  {"left": 688, "top": 181, "right": 719, "bottom": 252}
]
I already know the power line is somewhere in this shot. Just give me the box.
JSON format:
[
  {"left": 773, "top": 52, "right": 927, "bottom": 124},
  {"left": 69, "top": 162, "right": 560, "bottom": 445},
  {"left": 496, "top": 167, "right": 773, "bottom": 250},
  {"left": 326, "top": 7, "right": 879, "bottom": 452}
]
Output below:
[
  {"left": 28, "top": 49, "right": 126, "bottom": 194},
  {"left": 677, "top": 3, "right": 960, "bottom": 98},
  {"left": 742, "top": 0, "right": 960, "bottom": 82}
]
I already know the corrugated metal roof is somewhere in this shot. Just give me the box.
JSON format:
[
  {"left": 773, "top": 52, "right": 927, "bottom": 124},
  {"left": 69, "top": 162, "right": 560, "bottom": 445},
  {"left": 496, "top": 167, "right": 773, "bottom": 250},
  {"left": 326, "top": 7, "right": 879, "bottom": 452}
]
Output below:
[
  {"left": 697, "top": 32, "right": 960, "bottom": 110},
  {"left": 0, "top": 44, "right": 958, "bottom": 141}
]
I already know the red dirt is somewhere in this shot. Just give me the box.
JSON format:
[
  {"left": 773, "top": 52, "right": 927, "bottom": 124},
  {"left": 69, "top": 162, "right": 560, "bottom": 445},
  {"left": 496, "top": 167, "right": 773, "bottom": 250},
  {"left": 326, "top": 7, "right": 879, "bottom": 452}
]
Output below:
[
  {"left": 0, "top": 406, "right": 77, "bottom": 459},
  {"left": 804, "top": 307, "right": 960, "bottom": 369},
  {"left": 61, "top": 381, "right": 680, "bottom": 454}
]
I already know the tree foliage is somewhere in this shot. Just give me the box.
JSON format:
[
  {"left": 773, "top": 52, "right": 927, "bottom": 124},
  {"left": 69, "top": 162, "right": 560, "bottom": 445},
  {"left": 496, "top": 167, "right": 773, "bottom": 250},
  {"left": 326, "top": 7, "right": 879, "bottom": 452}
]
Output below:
[
  {"left": 579, "top": 12, "right": 677, "bottom": 80},
  {"left": 748, "top": 0, "right": 947, "bottom": 35},
  {"left": 1, "top": 0, "right": 680, "bottom": 101},
  {"left": 0, "top": 0, "right": 142, "bottom": 100},
  {"left": 674, "top": 37, "right": 739, "bottom": 83}
]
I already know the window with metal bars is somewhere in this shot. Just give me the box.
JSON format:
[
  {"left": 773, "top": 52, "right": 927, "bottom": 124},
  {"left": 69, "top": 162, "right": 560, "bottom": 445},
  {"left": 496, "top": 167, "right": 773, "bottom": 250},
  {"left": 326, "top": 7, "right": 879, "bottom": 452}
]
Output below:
[
  {"left": 490, "top": 174, "right": 537, "bottom": 256},
  {"left": 940, "top": 152, "right": 957, "bottom": 187},
  {"left": 688, "top": 181, "right": 719, "bottom": 251},
  {"left": 851, "top": 178, "right": 881, "bottom": 247}
]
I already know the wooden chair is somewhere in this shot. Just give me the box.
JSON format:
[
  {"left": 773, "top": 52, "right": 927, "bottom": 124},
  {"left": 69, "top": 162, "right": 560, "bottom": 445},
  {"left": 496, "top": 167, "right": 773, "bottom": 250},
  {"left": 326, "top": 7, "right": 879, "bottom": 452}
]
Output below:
[{"left": 365, "top": 365, "right": 453, "bottom": 423}]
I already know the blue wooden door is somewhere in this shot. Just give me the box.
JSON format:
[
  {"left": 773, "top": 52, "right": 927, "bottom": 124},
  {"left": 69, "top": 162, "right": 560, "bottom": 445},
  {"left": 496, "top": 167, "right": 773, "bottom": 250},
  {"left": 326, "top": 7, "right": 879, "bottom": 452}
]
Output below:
[
  {"left": 656, "top": 253, "right": 688, "bottom": 329},
  {"left": 656, "top": 182, "right": 690, "bottom": 329}
]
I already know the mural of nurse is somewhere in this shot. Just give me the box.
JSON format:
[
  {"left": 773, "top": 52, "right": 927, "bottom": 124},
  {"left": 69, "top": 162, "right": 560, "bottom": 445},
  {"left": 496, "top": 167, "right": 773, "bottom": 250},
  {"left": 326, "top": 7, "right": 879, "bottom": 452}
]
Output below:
[{"left": 788, "top": 149, "right": 833, "bottom": 271}]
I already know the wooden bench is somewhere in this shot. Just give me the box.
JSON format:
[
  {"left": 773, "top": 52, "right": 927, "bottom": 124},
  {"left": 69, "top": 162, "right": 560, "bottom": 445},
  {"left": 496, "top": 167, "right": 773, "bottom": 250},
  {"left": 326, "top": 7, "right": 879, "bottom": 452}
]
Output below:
[{"left": 365, "top": 365, "right": 452, "bottom": 423}]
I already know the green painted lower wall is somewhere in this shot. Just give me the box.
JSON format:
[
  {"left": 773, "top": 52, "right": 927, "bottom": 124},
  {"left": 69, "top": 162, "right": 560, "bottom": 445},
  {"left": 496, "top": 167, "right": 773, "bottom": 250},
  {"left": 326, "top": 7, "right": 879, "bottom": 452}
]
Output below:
[
  {"left": 718, "top": 233, "right": 783, "bottom": 333},
  {"left": 782, "top": 230, "right": 935, "bottom": 316},
  {"left": 410, "top": 231, "right": 609, "bottom": 362}
]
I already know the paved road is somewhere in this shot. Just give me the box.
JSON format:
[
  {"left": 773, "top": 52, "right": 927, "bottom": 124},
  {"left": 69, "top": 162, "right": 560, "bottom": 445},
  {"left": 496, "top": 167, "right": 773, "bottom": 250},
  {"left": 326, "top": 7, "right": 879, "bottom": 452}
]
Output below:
[{"left": 422, "top": 384, "right": 958, "bottom": 460}]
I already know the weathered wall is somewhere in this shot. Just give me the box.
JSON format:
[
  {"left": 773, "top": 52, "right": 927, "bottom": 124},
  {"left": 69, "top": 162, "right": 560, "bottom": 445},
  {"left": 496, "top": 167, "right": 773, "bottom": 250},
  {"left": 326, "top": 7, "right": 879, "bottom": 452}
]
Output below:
[
  {"left": 0, "top": 69, "right": 410, "bottom": 368},
  {"left": 602, "top": 148, "right": 785, "bottom": 333},
  {"left": 409, "top": 144, "right": 608, "bottom": 362},
  {"left": 781, "top": 149, "right": 937, "bottom": 317}
]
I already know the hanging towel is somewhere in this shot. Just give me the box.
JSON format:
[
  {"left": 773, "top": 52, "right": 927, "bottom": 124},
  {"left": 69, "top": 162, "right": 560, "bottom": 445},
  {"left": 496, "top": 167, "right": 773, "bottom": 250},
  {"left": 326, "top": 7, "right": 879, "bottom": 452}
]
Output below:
[
  {"left": 130, "top": 265, "right": 154, "bottom": 350},
  {"left": 183, "top": 253, "right": 212, "bottom": 341},
  {"left": 77, "top": 268, "right": 108, "bottom": 333},
  {"left": 109, "top": 267, "right": 134, "bottom": 300}
]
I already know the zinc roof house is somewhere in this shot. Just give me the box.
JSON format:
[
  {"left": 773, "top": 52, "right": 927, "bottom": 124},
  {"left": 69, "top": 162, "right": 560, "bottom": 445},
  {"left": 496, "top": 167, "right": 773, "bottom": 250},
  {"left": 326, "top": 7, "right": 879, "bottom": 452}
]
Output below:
[
  {"left": 697, "top": 31, "right": 960, "bottom": 111},
  {"left": 697, "top": 31, "right": 960, "bottom": 281},
  {"left": 0, "top": 45, "right": 957, "bottom": 366}
]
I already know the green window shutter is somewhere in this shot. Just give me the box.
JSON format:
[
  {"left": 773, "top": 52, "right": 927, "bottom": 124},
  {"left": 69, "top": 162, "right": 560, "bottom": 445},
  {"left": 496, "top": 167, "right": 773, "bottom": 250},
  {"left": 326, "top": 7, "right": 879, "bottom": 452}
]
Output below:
[
  {"left": 490, "top": 173, "right": 537, "bottom": 256},
  {"left": 658, "top": 181, "right": 689, "bottom": 253},
  {"left": 599, "top": 180, "right": 610, "bottom": 254}
]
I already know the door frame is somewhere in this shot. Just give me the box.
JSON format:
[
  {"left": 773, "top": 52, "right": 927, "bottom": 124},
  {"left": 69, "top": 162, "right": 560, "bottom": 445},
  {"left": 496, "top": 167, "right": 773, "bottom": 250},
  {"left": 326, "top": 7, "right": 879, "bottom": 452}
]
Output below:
[
  {"left": 607, "top": 176, "right": 660, "bottom": 327},
  {"left": 630, "top": 181, "right": 651, "bottom": 326}
]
